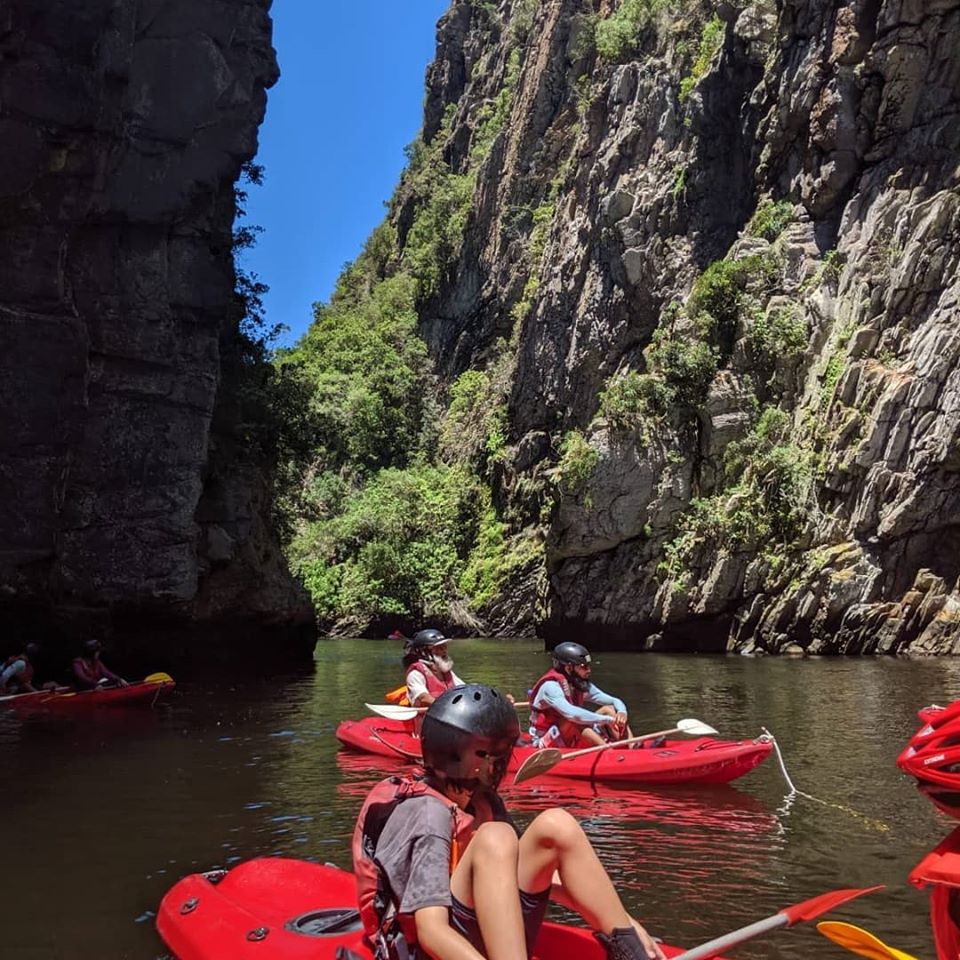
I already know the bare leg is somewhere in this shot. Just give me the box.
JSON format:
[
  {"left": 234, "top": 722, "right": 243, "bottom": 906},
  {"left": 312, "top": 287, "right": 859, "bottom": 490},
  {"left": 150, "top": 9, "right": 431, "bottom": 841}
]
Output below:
[
  {"left": 450, "top": 821, "right": 527, "bottom": 960},
  {"left": 516, "top": 808, "right": 632, "bottom": 932}
]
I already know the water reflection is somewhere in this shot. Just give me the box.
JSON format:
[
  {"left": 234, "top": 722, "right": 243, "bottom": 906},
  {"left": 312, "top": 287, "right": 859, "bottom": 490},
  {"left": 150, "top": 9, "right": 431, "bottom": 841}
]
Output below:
[{"left": 0, "top": 640, "right": 955, "bottom": 959}]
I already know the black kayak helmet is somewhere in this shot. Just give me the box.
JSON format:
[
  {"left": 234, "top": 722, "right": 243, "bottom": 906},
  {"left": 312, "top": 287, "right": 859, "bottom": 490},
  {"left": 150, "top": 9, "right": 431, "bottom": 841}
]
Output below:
[
  {"left": 551, "top": 641, "right": 591, "bottom": 668},
  {"left": 412, "top": 628, "right": 446, "bottom": 647},
  {"left": 551, "top": 641, "right": 592, "bottom": 690},
  {"left": 420, "top": 684, "right": 519, "bottom": 790}
]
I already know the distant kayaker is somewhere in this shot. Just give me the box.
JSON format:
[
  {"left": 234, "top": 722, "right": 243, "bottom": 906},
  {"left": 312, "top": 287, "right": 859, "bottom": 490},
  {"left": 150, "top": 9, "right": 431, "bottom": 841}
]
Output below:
[
  {"left": 402, "top": 629, "right": 466, "bottom": 708},
  {"left": 528, "top": 641, "right": 635, "bottom": 749},
  {"left": 72, "top": 639, "right": 129, "bottom": 690},
  {"left": 0, "top": 641, "right": 42, "bottom": 695},
  {"left": 352, "top": 683, "right": 665, "bottom": 960}
]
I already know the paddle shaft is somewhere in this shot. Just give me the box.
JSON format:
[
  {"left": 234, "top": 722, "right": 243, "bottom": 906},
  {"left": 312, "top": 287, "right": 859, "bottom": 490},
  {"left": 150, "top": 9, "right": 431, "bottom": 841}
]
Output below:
[
  {"left": 670, "top": 914, "right": 787, "bottom": 960},
  {"left": 560, "top": 725, "right": 683, "bottom": 761}
]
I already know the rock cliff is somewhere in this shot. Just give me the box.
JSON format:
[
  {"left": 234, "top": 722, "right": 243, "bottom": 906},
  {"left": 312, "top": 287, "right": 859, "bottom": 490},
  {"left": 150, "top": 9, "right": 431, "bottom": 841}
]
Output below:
[
  {"left": 0, "top": 0, "right": 312, "bottom": 657},
  {"left": 407, "top": 0, "right": 960, "bottom": 653}
]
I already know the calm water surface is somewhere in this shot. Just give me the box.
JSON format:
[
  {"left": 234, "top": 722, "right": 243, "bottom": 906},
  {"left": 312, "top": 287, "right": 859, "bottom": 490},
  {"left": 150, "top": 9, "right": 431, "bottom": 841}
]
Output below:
[{"left": 2, "top": 639, "right": 959, "bottom": 960}]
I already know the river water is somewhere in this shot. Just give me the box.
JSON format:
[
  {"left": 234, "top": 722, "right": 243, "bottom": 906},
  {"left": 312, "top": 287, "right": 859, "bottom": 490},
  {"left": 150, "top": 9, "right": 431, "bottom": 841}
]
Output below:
[{"left": 1, "top": 637, "right": 958, "bottom": 960}]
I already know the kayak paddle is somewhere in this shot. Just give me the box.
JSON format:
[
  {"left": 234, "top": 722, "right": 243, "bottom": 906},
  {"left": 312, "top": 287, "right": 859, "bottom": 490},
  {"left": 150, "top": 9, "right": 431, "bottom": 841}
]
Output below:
[
  {"left": 669, "top": 885, "right": 884, "bottom": 960},
  {"left": 145, "top": 671, "right": 174, "bottom": 684},
  {"left": 367, "top": 700, "right": 530, "bottom": 721},
  {"left": 817, "top": 921, "right": 918, "bottom": 960},
  {"left": 512, "top": 718, "right": 718, "bottom": 785}
]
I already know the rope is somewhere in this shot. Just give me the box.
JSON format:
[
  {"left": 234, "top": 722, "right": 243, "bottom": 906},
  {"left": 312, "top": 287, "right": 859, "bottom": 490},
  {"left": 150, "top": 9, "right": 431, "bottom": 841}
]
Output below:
[{"left": 761, "top": 727, "right": 891, "bottom": 833}]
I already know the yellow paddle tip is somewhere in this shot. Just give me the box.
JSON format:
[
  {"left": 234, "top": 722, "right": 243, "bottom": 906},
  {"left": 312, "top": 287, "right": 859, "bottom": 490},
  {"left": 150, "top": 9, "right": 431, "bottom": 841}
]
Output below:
[{"left": 817, "top": 922, "right": 918, "bottom": 960}]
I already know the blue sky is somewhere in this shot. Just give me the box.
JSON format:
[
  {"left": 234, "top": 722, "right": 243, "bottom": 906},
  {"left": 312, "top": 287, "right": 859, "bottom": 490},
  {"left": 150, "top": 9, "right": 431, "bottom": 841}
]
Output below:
[{"left": 242, "top": 0, "right": 452, "bottom": 347}]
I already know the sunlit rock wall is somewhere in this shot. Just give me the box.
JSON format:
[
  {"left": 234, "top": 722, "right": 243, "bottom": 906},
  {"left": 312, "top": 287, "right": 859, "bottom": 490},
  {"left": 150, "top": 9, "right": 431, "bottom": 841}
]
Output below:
[{"left": 410, "top": 0, "right": 960, "bottom": 653}]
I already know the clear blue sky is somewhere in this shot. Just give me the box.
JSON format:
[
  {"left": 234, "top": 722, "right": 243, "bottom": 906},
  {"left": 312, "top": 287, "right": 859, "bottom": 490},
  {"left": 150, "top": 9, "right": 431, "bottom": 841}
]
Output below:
[{"left": 242, "top": 0, "right": 452, "bottom": 347}]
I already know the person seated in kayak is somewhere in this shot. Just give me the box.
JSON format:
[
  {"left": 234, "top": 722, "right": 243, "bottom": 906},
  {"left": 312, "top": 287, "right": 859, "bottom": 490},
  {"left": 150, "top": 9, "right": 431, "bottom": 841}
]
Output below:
[
  {"left": 0, "top": 641, "right": 42, "bottom": 695},
  {"left": 403, "top": 629, "right": 466, "bottom": 708},
  {"left": 72, "top": 639, "right": 129, "bottom": 690},
  {"left": 353, "top": 683, "right": 665, "bottom": 960},
  {"left": 529, "top": 641, "right": 634, "bottom": 749}
]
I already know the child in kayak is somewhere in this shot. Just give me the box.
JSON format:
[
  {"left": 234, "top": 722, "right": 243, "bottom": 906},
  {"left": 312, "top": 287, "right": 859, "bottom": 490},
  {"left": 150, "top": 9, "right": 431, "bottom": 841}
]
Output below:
[
  {"left": 353, "top": 683, "right": 664, "bottom": 960},
  {"left": 528, "top": 642, "right": 636, "bottom": 749},
  {"left": 72, "top": 638, "right": 129, "bottom": 690}
]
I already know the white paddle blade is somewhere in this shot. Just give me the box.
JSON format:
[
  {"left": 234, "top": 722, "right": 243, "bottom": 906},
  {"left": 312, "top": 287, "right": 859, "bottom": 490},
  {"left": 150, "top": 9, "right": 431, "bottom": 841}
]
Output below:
[
  {"left": 677, "top": 718, "right": 718, "bottom": 736},
  {"left": 365, "top": 702, "right": 421, "bottom": 721}
]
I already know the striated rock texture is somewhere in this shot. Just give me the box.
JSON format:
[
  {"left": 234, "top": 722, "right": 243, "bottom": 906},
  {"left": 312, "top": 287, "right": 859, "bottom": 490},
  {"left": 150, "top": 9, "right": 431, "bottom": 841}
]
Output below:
[
  {"left": 0, "top": 0, "right": 312, "bottom": 656},
  {"left": 405, "top": 0, "right": 960, "bottom": 653}
]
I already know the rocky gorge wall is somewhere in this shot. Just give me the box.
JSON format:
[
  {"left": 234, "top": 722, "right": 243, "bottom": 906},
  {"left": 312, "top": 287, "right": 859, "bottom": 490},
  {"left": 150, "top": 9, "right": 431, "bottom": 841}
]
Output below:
[
  {"left": 0, "top": 0, "right": 312, "bottom": 659},
  {"left": 407, "top": 0, "right": 960, "bottom": 653}
]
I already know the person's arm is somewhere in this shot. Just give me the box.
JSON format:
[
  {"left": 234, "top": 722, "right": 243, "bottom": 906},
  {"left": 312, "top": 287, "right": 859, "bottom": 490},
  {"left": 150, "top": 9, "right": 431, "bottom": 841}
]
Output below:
[
  {"left": 583, "top": 683, "right": 627, "bottom": 715},
  {"left": 415, "top": 906, "right": 486, "bottom": 960},
  {"left": 0, "top": 659, "right": 33, "bottom": 694},
  {"left": 537, "top": 681, "right": 615, "bottom": 726},
  {"left": 98, "top": 661, "right": 127, "bottom": 686},
  {"left": 405, "top": 668, "right": 431, "bottom": 706}
]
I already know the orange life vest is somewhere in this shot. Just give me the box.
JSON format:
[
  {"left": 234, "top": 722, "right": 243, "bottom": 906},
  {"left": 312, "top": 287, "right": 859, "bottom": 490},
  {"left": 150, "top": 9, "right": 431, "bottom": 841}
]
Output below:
[
  {"left": 529, "top": 668, "right": 586, "bottom": 735},
  {"left": 352, "top": 775, "right": 476, "bottom": 956}
]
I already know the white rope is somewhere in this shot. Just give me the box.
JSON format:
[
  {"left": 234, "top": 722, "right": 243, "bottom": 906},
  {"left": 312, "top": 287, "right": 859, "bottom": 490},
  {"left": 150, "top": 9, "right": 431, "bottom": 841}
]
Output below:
[{"left": 761, "top": 726, "right": 890, "bottom": 833}]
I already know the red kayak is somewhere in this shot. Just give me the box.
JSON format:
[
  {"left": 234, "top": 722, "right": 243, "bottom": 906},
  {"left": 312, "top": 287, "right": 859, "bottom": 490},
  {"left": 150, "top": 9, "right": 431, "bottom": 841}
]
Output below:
[
  {"left": 1, "top": 673, "right": 175, "bottom": 712},
  {"left": 335, "top": 717, "right": 772, "bottom": 786},
  {"left": 157, "top": 858, "right": 722, "bottom": 960}
]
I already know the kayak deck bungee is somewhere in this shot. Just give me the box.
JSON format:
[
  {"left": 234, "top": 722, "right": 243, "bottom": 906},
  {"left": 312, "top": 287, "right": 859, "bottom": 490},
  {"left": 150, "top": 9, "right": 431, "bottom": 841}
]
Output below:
[
  {"left": 1, "top": 675, "right": 175, "bottom": 711},
  {"left": 335, "top": 717, "right": 772, "bottom": 785},
  {"left": 157, "top": 858, "right": 727, "bottom": 960}
]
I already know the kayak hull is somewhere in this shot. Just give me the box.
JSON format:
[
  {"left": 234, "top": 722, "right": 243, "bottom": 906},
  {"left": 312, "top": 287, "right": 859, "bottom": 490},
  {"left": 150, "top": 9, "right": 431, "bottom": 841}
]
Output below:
[
  {"left": 157, "top": 858, "right": 714, "bottom": 960},
  {"left": 335, "top": 717, "right": 771, "bottom": 785},
  {"left": 2, "top": 678, "right": 174, "bottom": 711}
]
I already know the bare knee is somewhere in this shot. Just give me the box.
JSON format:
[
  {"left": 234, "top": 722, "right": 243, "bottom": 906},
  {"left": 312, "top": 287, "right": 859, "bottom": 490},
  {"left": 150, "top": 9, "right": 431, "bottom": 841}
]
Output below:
[
  {"left": 529, "top": 808, "right": 583, "bottom": 849},
  {"left": 472, "top": 820, "right": 520, "bottom": 862}
]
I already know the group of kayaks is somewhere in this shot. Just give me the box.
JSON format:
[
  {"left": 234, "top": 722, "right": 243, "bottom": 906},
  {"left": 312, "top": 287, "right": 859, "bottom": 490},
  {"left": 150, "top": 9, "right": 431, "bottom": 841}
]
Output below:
[
  {"left": 0, "top": 671, "right": 175, "bottom": 713},
  {"left": 155, "top": 692, "right": 960, "bottom": 960}
]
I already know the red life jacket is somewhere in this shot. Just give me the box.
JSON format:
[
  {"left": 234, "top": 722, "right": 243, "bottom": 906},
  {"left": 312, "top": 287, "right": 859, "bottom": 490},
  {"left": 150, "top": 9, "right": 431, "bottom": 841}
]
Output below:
[
  {"left": 3, "top": 654, "right": 34, "bottom": 691},
  {"left": 405, "top": 661, "right": 458, "bottom": 700},
  {"left": 529, "top": 668, "right": 586, "bottom": 735},
  {"left": 352, "top": 775, "right": 476, "bottom": 954}
]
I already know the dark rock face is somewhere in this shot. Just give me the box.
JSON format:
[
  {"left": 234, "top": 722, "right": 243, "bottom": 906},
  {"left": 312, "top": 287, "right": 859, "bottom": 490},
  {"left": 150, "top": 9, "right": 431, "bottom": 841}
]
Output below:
[
  {"left": 414, "top": 0, "right": 960, "bottom": 654},
  {"left": 0, "top": 0, "right": 312, "bottom": 656}
]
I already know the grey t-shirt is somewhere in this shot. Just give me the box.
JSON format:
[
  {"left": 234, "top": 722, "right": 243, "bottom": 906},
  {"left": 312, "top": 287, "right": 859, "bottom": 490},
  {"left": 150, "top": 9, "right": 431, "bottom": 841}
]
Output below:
[
  {"left": 376, "top": 795, "right": 457, "bottom": 915},
  {"left": 374, "top": 789, "right": 516, "bottom": 918}
]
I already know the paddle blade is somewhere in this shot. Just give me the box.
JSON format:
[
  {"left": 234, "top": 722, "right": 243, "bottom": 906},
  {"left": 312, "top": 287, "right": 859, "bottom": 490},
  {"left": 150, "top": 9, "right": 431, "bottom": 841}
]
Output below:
[
  {"left": 145, "top": 672, "right": 173, "bottom": 684},
  {"left": 677, "top": 718, "right": 718, "bottom": 736},
  {"left": 365, "top": 702, "right": 421, "bottom": 721},
  {"left": 817, "top": 922, "right": 918, "bottom": 960},
  {"left": 782, "top": 886, "right": 884, "bottom": 925},
  {"left": 513, "top": 748, "right": 563, "bottom": 785}
]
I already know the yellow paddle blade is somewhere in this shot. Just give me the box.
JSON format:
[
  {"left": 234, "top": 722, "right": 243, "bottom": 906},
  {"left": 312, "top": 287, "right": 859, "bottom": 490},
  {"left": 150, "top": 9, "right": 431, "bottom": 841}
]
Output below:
[
  {"left": 817, "top": 922, "right": 918, "bottom": 960},
  {"left": 144, "top": 672, "right": 174, "bottom": 684}
]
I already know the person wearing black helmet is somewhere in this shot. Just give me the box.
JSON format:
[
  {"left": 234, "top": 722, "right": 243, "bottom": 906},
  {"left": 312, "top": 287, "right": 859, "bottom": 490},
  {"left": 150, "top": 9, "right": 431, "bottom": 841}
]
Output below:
[
  {"left": 528, "top": 641, "right": 633, "bottom": 749},
  {"left": 0, "top": 641, "right": 43, "bottom": 695},
  {"left": 352, "top": 684, "right": 665, "bottom": 960},
  {"left": 72, "top": 638, "right": 129, "bottom": 691},
  {"left": 402, "top": 628, "right": 466, "bottom": 708}
]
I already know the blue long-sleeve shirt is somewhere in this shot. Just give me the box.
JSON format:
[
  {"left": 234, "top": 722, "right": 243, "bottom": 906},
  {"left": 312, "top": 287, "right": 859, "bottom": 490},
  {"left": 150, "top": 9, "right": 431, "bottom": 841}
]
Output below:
[{"left": 531, "top": 680, "right": 627, "bottom": 726}]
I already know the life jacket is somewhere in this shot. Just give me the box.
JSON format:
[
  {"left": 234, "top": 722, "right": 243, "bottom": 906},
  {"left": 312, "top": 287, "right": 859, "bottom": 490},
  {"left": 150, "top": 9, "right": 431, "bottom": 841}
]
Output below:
[
  {"left": 405, "top": 661, "right": 458, "bottom": 701},
  {"left": 529, "top": 668, "right": 586, "bottom": 735},
  {"left": 385, "top": 685, "right": 410, "bottom": 706},
  {"left": 3, "top": 654, "right": 34, "bottom": 691},
  {"left": 352, "top": 774, "right": 476, "bottom": 958}
]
